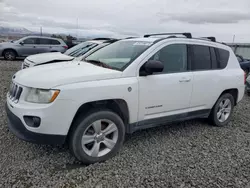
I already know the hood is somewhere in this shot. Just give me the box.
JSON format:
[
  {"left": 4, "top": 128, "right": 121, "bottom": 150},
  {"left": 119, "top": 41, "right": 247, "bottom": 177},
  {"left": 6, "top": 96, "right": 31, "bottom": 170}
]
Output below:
[
  {"left": 0, "top": 41, "right": 15, "bottom": 48},
  {"left": 26, "top": 52, "right": 74, "bottom": 64},
  {"left": 0, "top": 42, "right": 11, "bottom": 45},
  {"left": 14, "top": 61, "right": 122, "bottom": 88}
]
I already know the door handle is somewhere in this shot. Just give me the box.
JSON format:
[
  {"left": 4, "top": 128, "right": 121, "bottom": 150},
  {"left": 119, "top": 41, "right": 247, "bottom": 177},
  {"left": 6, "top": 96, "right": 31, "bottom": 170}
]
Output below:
[{"left": 179, "top": 78, "right": 191, "bottom": 82}]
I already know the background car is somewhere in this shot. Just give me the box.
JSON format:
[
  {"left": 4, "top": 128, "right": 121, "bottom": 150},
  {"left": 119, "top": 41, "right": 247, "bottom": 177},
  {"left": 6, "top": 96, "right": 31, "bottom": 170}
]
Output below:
[
  {"left": 0, "top": 36, "right": 68, "bottom": 60},
  {"left": 236, "top": 54, "right": 250, "bottom": 75},
  {"left": 21, "top": 38, "right": 118, "bottom": 69}
]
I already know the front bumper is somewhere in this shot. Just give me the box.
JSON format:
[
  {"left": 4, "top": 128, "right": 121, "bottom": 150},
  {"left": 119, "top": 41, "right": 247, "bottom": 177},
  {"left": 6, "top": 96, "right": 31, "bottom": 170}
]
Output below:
[{"left": 5, "top": 103, "right": 66, "bottom": 145}]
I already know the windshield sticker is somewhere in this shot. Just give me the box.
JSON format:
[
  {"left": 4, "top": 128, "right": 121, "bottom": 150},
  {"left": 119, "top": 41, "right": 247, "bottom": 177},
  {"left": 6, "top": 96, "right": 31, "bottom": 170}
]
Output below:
[{"left": 133, "top": 42, "right": 153, "bottom": 46}]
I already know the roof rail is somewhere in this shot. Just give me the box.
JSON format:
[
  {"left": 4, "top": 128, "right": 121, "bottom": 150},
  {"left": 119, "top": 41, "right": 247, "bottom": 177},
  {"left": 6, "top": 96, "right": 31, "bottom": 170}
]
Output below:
[
  {"left": 103, "top": 39, "right": 119, "bottom": 43},
  {"left": 144, "top": 32, "right": 192, "bottom": 39},
  {"left": 125, "top": 37, "right": 137, "bottom": 39},
  {"left": 92, "top": 38, "right": 116, "bottom": 41},
  {"left": 201, "top": 37, "right": 216, "bottom": 42}
]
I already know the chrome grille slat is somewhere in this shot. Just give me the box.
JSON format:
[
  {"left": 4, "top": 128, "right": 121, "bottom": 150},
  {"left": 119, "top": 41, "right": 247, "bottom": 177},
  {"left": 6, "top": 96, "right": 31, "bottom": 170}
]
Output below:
[
  {"left": 23, "top": 64, "right": 29, "bottom": 69},
  {"left": 13, "top": 85, "right": 18, "bottom": 99},
  {"left": 8, "top": 82, "right": 23, "bottom": 102}
]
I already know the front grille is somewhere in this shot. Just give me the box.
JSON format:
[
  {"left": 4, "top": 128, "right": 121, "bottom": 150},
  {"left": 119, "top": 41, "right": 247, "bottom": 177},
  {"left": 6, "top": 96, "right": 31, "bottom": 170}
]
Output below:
[
  {"left": 22, "top": 61, "right": 30, "bottom": 69},
  {"left": 9, "top": 82, "right": 23, "bottom": 102}
]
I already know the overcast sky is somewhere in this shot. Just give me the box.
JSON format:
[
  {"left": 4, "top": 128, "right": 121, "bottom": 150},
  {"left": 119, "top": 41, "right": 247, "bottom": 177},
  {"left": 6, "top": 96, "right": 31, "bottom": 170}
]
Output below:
[{"left": 1, "top": 0, "right": 250, "bottom": 42}]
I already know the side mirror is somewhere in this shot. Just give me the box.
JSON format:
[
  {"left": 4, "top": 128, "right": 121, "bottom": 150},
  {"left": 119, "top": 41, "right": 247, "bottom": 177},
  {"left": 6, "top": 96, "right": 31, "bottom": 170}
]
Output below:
[
  {"left": 20, "top": 42, "right": 24, "bottom": 45},
  {"left": 140, "top": 60, "right": 164, "bottom": 76}
]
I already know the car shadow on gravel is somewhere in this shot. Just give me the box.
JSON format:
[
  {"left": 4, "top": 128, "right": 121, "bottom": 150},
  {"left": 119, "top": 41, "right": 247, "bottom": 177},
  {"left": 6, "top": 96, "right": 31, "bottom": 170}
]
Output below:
[
  {"left": 0, "top": 57, "right": 25, "bottom": 61},
  {"left": 28, "top": 118, "right": 212, "bottom": 170}
]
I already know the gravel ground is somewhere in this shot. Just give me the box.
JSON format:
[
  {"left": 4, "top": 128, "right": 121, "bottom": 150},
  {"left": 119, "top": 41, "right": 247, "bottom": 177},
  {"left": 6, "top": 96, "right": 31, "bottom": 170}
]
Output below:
[{"left": 0, "top": 60, "right": 249, "bottom": 188}]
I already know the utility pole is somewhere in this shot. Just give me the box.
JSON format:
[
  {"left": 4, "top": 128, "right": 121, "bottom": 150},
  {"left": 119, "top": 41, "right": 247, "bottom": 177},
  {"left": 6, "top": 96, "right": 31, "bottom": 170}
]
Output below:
[
  {"left": 76, "top": 18, "right": 79, "bottom": 39},
  {"left": 40, "top": 26, "right": 43, "bottom": 36},
  {"left": 232, "top": 35, "right": 235, "bottom": 43}
]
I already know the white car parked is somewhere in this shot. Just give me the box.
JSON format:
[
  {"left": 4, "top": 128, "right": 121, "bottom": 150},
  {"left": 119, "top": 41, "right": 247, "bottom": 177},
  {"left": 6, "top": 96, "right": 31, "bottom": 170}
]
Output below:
[
  {"left": 21, "top": 38, "right": 117, "bottom": 69},
  {"left": 6, "top": 33, "right": 245, "bottom": 164}
]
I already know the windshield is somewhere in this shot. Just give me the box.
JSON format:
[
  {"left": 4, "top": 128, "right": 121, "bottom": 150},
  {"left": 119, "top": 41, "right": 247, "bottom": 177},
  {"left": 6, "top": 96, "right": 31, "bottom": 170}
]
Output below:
[
  {"left": 74, "top": 43, "right": 110, "bottom": 61},
  {"left": 85, "top": 40, "right": 152, "bottom": 70},
  {"left": 64, "top": 41, "right": 98, "bottom": 57}
]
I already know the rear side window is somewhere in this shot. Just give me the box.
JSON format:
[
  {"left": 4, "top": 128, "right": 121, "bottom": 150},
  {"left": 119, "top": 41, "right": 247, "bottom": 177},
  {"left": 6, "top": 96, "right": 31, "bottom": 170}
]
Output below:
[
  {"left": 191, "top": 45, "right": 211, "bottom": 70},
  {"left": 51, "top": 39, "right": 60, "bottom": 45},
  {"left": 217, "top": 48, "right": 229, "bottom": 69},
  {"left": 38, "top": 38, "right": 61, "bottom": 45},
  {"left": 39, "top": 38, "right": 51, "bottom": 45}
]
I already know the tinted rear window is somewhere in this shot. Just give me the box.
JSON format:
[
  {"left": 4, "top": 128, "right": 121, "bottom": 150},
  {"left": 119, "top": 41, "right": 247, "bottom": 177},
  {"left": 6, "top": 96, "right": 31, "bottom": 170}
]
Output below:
[
  {"left": 192, "top": 45, "right": 211, "bottom": 70},
  {"left": 217, "top": 48, "right": 229, "bottom": 69}
]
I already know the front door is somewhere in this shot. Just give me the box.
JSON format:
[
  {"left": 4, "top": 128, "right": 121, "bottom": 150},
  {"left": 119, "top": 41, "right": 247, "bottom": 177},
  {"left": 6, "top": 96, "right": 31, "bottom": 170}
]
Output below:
[
  {"left": 19, "top": 38, "right": 39, "bottom": 56},
  {"left": 138, "top": 44, "right": 193, "bottom": 122}
]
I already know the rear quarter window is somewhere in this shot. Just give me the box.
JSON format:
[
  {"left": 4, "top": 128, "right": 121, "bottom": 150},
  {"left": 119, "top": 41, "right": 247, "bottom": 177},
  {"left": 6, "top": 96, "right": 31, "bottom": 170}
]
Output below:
[
  {"left": 217, "top": 48, "right": 230, "bottom": 69},
  {"left": 51, "top": 40, "right": 61, "bottom": 45}
]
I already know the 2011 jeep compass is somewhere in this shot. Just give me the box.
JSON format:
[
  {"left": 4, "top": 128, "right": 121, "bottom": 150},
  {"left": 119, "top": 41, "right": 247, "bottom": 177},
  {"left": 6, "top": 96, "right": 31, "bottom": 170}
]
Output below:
[{"left": 6, "top": 33, "right": 245, "bottom": 164}]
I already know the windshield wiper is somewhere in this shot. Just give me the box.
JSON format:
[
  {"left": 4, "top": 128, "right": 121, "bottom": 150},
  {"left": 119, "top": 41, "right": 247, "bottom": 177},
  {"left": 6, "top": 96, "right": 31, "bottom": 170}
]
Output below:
[{"left": 84, "top": 59, "right": 119, "bottom": 71}]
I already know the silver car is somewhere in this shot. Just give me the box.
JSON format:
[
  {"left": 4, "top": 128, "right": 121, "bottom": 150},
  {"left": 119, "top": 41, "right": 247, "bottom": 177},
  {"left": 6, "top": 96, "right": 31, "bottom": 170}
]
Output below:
[
  {"left": 0, "top": 36, "right": 68, "bottom": 60},
  {"left": 21, "top": 39, "right": 118, "bottom": 69}
]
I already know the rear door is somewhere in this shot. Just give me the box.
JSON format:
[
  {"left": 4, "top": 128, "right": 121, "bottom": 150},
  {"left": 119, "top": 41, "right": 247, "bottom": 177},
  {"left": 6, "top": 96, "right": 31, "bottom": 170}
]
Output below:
[
  {"left": 36, "top": 38, "right": 52, "bottom": 54},
  {"left": 189, "top": 45, "right": 225, "bottom": 110},
  {"left": 50, "top": 39, "right": 63, "bottom": 52}
]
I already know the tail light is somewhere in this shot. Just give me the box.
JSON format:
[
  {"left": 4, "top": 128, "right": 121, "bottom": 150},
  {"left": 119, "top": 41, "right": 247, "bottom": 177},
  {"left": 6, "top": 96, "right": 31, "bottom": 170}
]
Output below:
[{"left": 63, "top": 46, "right": 68, "bottom": 49}]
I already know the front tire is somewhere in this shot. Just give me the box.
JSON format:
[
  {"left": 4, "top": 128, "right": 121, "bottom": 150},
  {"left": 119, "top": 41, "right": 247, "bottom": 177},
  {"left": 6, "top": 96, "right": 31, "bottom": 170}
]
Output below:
[
  {"left": 209, "top": 93, "right": 234, "bottom": 127},
  {"left": 69, "top": 110, "right": 125, "bottom": 164},
  {"left": 3, "top": 50, "right": 16, "bottom": 61}
]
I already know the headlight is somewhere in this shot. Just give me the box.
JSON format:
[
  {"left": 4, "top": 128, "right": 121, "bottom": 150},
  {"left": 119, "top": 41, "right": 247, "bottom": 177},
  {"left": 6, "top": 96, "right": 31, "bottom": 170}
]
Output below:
[{"left": 25, "top": 88, "right": 60, "bottom": 103}]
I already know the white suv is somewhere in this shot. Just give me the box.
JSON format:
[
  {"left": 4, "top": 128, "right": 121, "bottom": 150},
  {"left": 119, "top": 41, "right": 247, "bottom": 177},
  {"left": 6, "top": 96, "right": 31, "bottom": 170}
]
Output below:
[{"left": 6, "top": 33, "right": 245, "bottom": 164}]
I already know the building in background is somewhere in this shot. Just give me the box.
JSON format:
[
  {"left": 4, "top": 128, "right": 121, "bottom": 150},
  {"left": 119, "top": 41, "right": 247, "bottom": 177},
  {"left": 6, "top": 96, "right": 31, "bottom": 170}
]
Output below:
[{"left": 227, "top": 43, "right": 250, "bottom": 59}]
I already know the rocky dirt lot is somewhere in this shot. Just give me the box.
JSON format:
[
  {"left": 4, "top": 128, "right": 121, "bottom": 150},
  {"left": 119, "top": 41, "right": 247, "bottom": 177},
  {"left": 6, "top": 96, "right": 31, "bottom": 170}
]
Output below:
[{"left": 0, "top": 60, "right": 249, "bottom": 188}]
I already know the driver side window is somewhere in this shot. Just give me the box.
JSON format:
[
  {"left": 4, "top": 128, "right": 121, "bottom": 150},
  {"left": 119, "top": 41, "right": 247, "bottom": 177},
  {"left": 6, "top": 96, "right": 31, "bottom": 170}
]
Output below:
[
  {"left": 23, "top": 38, "right": 37, "bottom": 45},
  {"left": 149, "top": 44, "right": 187, "bottom": 74}
]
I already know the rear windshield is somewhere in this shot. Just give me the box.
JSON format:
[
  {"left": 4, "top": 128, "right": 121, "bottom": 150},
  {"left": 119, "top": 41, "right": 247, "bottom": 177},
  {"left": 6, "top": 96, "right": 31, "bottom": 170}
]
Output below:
[
  {"left": 64, "top": 42, "right": 98, "bottom": 57},
  {"left": 85, "top": 40, "right": 152, "bottom": 70}
]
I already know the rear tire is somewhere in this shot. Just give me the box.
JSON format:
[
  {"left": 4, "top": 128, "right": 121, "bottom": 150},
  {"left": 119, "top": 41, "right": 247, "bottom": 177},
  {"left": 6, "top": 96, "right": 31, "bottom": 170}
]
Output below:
[
  {"left": 209, "top": 93, "right": 234, "bottom": 127},
  {"left": 3, "top": 50, "right": 16, "bottom": 61},
  {"left": 69, "top": 110, "right": 125, "bottom": 164}
]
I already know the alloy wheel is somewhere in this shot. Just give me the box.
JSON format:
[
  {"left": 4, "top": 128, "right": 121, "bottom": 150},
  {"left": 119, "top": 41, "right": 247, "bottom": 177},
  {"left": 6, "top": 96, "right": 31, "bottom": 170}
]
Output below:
[
  {"left": 217, "top": 99, "right": 232, "bottom": 122},
  {"left": 5, "top": 52, "right": 15, "bottom": 60},
  {"left": 81, "top": 119, "right": 118, "bottom": 157}
]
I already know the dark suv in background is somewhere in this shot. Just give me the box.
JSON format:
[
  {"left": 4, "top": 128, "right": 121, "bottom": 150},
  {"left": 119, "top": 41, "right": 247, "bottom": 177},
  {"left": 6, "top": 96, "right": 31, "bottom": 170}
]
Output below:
[{"left": 0, "top": 36, "right": 68, "bottom": 60}]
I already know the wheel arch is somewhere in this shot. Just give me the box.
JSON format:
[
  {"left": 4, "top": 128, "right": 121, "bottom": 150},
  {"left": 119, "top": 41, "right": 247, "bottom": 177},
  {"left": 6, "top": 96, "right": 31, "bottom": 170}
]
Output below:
[
  {"left": 2, "top": 48, "right": 18, "bottom": 57},
  {"left": 218, "top": 88, "right": 238, "bottom": 106},
  {"left": 67, "top": 99, "right": 130, "bottom": 139}
]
